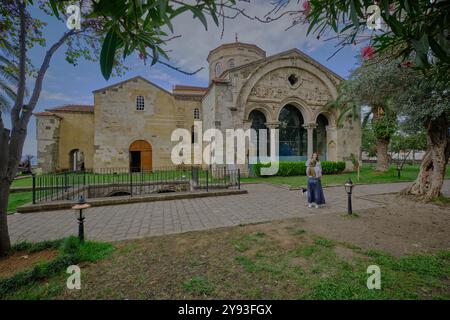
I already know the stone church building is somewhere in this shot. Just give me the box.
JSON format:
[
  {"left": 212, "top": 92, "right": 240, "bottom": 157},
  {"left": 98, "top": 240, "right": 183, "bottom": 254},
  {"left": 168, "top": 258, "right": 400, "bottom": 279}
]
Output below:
[{"left": 35, "top": 41, "right": 360, "bottom": 174}]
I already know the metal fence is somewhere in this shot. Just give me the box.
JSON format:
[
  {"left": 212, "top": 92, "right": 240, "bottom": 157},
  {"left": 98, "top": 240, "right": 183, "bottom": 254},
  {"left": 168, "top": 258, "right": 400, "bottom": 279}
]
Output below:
[{"left": 32, "top": 166, "right": 240, "bottom": 204}]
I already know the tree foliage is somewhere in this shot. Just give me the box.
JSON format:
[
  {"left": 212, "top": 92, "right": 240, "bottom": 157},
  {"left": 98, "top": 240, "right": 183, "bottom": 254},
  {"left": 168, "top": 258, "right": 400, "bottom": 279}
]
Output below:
[
  {"left": 304, "top": 0, "right": 450, "bottom": 71},
  {"left": 44, "top": 0, "right": 236, "bottom": 79}
]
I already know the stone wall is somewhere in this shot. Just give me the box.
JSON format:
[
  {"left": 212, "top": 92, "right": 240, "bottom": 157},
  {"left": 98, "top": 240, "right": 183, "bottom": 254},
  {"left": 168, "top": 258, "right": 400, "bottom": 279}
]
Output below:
[
  {"left": 36, "top": 115, "right": 60, "bottom": 173},
  {"left": 93, "top": 77, "right": 198, "bottom": 170},
  {"left": 200, "top": 49, "right": 361, "bottom": 171},
  {"left": 57, "top": 112, "right": 95, "bottom": 170}
]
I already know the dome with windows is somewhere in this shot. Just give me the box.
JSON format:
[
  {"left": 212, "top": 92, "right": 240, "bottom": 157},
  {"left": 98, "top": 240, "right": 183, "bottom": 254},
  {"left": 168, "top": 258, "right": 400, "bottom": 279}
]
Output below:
[{"left": 207, "top": 41, "right": 266, "bottom": 82}]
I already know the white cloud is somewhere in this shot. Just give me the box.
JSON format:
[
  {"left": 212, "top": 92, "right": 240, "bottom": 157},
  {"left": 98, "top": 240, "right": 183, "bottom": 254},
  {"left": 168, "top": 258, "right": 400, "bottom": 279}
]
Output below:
[
  {"left": 146, "top": 69, "right": 178, "bottom": 87},
  {"left": 41, "top": 90, "right": 74, "bottom": 102},
  {"left": 164, "top": 0, "right": 323, "bottom": 81},
  {"left": 41, "top": 90, "right": 92, "bottom": 104}
]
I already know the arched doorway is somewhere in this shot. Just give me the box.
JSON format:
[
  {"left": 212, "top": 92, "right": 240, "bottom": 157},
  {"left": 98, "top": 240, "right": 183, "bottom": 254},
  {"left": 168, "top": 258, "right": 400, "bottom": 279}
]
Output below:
[
  {"left": 129, "top": 140, "right": 152, "bottom": 172},
  {"left": 249, "top": 110, "right": 269, "bottom": 161},
  {"left": 278, "top": 104, "right": 307, "bottom": 161},
  {"left": 69, "top": 149, "right": 84, "bottom": 171},
  {"left": 314, "top": 114, "right": 329, "bottom": 160}
]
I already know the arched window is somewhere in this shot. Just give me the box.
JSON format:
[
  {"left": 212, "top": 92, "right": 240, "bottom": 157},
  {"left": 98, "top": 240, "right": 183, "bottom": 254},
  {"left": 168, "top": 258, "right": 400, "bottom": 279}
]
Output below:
[
  {"left": 278, "top": 105, "right": 307, "bottom": 160},
  {"left": 215, "top": 62, "right": 222, "bottom": 77},
  {"left": 136, "top": 95, "right": 145, "bottom": 111},
  {"left": 193, "top": 108, "right": 200, "bottom": 120},
  {"left": 249, "top": 110, "right": 268, "bottom": 161},
  {"left": 227, "top": 59, "right": 235, "bottom": 69}
]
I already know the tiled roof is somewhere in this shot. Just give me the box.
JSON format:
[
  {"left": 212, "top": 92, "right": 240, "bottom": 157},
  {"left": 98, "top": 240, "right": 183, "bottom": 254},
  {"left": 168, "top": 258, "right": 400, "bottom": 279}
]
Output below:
[
  {"left": 47, "top": 104, "right": 94, "bottom": 113},
  {"left": 33, "top": 111, "right": 62, "bottom": 118},
  {"left": 173, "top": 85, "right": 208, "bottom": 92}
]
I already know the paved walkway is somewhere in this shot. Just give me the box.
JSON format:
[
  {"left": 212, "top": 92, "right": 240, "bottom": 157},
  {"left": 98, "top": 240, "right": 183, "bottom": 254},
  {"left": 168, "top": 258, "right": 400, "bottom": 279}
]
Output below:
[{"left": 8, "top": 181, "right": 450, "bottom": 243}]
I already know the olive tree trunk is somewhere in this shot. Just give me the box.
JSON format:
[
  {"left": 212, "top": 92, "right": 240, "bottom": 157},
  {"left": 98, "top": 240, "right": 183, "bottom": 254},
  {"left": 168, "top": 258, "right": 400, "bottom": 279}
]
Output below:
[
  {"left": 401, "top": 116, "right": 450, "bottom": 201},
  {"left": 0, "top": 180, "right": 12, "bottom": 256},
  {"left": 375, "top": 138, "right": 390, "bottom": 172},
  {"left": 0, "top": 126, "right": 13, "bottom": 255}
]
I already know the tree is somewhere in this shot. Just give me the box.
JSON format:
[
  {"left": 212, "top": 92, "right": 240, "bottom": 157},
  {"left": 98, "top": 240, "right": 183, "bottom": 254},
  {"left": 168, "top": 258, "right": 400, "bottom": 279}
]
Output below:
[
  {"left": 390, "top": 131, "right": 427, "bottom": 177},
  {"left": 0, "top": 0, "right": 237, "bottom": 256},
  {"left": 330, "top": 58, "right": 408, "bottom": 172},
  {"left": 0, "top": 36, "right": 19, "bottom": 110},
  {"left": 394, "top": 68, "right": 449, "bottom": 200},
  {"left": 273, "top": 0, "right": 450, "bottom": 70},
  {"left": 268, "top": 0, "right": 449, "bottom": 200},
  {"left": 361, "top": 125, "right": 377, "bottom": 158}
]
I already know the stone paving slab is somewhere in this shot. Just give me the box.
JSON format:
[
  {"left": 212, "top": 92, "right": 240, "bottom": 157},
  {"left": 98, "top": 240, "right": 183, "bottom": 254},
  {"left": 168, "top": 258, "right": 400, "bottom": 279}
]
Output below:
[{"left": 7, "top": 181, "right": 450, "bottom": 243}]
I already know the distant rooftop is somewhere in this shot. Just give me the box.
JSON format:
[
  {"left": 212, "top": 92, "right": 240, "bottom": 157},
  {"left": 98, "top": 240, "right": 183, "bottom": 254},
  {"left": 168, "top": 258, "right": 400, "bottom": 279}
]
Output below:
[{"left": 47, "top": 104, "right": 94, "bottom": 113}]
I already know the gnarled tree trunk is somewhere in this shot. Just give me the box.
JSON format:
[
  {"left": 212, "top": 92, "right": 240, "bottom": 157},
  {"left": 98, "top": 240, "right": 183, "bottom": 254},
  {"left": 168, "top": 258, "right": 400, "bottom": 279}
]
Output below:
[
  {"left": 401, "top": 115, "right": 450, "bottom": 201},
  {"left": 375, "top": 138, "right": 390, "bottom": 172},
  {"left": 0, "top": 180, "right": 11, "bottom": 256},
  {"left": 0, "top": 127, "right": 12, "bottom": 256}
]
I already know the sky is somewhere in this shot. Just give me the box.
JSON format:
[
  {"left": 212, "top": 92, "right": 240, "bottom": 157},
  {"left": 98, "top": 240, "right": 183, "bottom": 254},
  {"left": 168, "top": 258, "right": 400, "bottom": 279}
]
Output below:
[{"left": 5, "top": 1, "right": 363, "bottom": 158}]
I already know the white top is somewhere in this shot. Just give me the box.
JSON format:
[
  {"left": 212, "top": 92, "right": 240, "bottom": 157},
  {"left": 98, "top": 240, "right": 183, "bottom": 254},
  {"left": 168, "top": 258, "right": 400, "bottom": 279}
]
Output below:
[{"left": 306, "top": 159, "right": 322, "bottom": 178}]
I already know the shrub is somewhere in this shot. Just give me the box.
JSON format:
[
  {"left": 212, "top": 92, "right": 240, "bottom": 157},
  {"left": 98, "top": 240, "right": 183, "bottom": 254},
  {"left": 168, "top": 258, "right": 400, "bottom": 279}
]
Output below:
[{"left": 252, "top": 161, "right": 346, "bottom": 177}]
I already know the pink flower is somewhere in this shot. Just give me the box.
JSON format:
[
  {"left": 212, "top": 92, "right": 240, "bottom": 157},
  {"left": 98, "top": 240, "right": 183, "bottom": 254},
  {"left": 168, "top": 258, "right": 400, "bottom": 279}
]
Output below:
[
  {"left": 303, "top": 1, "right": 311, "bottom": 16},
  {"left": 139, "top": 52, "right": 145, "bottom": 60},
  {"left": 389, "top": 3, "right": 396, "bottom": 13},
  {"left": 402, "top": 60, "right": 413, "bottom": 68},
  {"left": 361, "top": 46, "right": 375, "bottom": 60}
]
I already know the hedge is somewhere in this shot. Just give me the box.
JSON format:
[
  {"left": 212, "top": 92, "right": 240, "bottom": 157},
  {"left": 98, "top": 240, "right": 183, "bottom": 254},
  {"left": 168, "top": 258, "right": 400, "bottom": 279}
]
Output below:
[{"left": 252, "top": 161, "right": 346, "bottom": 177}]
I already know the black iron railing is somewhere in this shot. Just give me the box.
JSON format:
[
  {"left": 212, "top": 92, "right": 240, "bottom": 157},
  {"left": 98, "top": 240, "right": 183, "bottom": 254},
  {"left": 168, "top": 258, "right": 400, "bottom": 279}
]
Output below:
[{"left": 32, "top": 166, "right": 240, "bottom": 204}]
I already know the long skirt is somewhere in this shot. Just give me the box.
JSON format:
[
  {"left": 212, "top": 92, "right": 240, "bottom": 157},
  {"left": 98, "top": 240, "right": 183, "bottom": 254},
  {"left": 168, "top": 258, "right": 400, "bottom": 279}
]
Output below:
[{"left": 307, "top": 177, "right": 326, "bottom": 205}]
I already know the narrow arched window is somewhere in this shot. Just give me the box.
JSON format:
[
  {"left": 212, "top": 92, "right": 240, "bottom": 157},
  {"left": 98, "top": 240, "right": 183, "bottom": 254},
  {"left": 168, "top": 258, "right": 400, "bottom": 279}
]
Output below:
[
  {"left": 228, "top": 59, "right": 235, "bottom": 69},
  {"left": 215, "top": 62, "right": 222, "bottom": 77},
  {"left": 136, "top": 95, "right": 145, "bottom": 111},
  {"left": 193, "top": 108, "right": 200, "bottom": 120}
]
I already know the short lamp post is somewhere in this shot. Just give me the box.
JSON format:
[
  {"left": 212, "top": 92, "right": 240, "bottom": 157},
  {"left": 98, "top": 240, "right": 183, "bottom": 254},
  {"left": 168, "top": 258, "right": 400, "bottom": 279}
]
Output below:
[
  {"left": 72, "top": 195, "right": 90, "bottom": 242},
  {"left": 344, "top": 179, "right": 354, "bottom": 215}
]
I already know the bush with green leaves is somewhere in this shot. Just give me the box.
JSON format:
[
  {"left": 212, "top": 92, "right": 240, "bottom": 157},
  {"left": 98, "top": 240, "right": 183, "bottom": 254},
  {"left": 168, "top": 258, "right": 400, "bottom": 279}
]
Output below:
[{"left": 252, "top": 161, "right": 346, "bottom": 177}]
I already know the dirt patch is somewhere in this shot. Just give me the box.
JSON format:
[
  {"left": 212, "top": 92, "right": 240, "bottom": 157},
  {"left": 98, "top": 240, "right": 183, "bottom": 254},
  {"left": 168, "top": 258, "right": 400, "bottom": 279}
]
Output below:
[
  {"left": 334, "top": 246, "right": 365, "bottom": 261},
  {"left": 301, "top": 194, "right": 450, "bottom": 257},
  {"left": 0, "top": 249, "right": 58, "bottom": 278}
]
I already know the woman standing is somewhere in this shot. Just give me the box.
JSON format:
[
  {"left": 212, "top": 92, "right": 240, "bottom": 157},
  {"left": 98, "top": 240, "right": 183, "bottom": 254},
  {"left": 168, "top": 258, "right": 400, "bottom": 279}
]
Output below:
[{"left": 306, "top": 152, "right": 326, "bottom": 208}]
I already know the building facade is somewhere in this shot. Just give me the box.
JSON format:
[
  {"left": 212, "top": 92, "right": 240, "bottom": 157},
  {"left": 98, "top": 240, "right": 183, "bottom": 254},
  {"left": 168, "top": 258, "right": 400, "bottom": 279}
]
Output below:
[{"left": 35, "top": 42, "right": 361, "bottom": 174}]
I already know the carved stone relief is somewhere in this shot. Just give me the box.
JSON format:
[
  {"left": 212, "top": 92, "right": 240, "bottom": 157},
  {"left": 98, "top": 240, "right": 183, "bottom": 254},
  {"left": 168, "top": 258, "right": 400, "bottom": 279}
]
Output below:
[{"left": 248, "top": 67, "right": 332, "bottom": 104}]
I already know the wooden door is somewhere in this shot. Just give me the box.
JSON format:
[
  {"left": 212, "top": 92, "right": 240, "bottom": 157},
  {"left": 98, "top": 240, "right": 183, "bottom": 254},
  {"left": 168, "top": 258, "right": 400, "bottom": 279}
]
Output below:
[{"left": 129, "top": 140, "right": 152, "bottom": 171}]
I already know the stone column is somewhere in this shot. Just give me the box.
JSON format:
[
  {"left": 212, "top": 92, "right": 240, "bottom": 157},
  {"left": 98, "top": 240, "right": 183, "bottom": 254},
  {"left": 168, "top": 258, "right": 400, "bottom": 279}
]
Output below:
[
  {"left": 265, "top": 121, "right": 280, "bottom": 129},
  {"left": 326, "top": 124, "right": 338, "bottom": 161},
  {"left": 303, "top": 123, "right": 316, "bottom": 158},
  {"left": 264, "top": 121, "right": 280, "bottom": 163}
]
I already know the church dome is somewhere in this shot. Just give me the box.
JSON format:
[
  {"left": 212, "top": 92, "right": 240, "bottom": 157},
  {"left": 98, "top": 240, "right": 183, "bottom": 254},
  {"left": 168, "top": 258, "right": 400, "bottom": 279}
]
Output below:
[{"left": 207, "top": 41, "right": 266, "bottom": 81}]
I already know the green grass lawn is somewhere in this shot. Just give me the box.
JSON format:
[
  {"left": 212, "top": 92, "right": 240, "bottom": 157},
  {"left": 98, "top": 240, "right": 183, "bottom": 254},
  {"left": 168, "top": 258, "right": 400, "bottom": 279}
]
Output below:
[
  {"left": 242, "top": 164, "right": 450, "bottom": 188},
  {"left": 7, "top": 192, "right": 32, "bottom": 214},
  {"left": 5, "top": 219, "right": 447, "bottom": 300},
  {"left": 11, "top": 176, "right": 33, "bottom": 188},
  {"left": 0, "top": 237, "right": 113, "bottom": 299}
]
